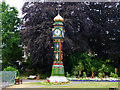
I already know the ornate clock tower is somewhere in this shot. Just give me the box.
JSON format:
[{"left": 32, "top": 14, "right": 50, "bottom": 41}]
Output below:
[{"left": 49, "top": 14, "right": 68, "bottom": 82}]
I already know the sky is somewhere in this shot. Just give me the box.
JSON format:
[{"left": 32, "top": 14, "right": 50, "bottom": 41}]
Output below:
[{"left": 5, "top": 0, "right": 24, "bottom": 18}]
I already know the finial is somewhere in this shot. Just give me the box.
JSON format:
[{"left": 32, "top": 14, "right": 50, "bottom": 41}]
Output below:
[{"left": 56, "top": 0, "right": 62, "bottom": 14}]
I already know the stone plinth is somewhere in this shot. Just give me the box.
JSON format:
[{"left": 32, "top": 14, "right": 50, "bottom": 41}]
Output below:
[{"left": 49, "top": 76, "right": 68, "bottom": 82}]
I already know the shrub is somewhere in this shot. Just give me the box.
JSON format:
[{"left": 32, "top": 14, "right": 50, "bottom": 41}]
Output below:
[
  {"left": 66, "top": 72, "right": 70, "bottom": 77},
  {"left": 39, "top": 74, "right": 48, "bottom": 79},
  {"left": 110, "top": 72, "right": 118, "bottom": 78},
  {"left": 82, "top": 72, "right": 86, "bottom": 78},
  {"left": 114, "top": 74, "right": 118, "bottom": 78},
  {"left": 110, "top": 72, "right": 114, "bottom": 77},
  {"left": 3, "top": 66, "right": 20, "bottom": 76},
  {"left": 72, "top": 66, "right": 79, "bottom": 76},
  {"left": 98, "top": 72, "right": 102, "bottom": 78}
]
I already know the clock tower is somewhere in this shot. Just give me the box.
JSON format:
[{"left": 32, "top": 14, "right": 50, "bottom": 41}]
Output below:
[{"left": 49, "top": 14, "right": 68, "bottom": 82}]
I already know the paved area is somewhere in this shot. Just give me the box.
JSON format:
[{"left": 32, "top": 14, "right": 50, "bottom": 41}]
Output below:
[
  {"left": 0, "top": 82, "right": 14, "bottom": 88},
  {"left": 0, "top": 79, "right": 43, "bottom": 88},
  {"left": 22, "top": 79, "right": 45, "bottom": 83}
]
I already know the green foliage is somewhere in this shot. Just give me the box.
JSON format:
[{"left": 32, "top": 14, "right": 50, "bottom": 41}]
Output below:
[
  {"left": 1, "top": 1, "right": 22, "bottom": 69},
  {"left": 98, "top": 73, "right": 102, "bottom": 78},
  {"left": 1, "top": 1, "right": 20, "bottom": 33},
  {"left": 3, "top": 66, "right": 20, "bottom": 76},
  {"left": 70, "top": 52, "right": 92, "bottom": 75},
  {"left": 98, "top": 64, "right": 109, "bottom": 73},
  {"left": 110, "top": 72, "right": 114, "bottom": 77},
  {"left": 72, "top": 66, "right": 79, "bottom": 76},
  {"left": 71, "top": 61, "right": 84, "bottom": 77},
  {"left": 91, "top": 67, "right": 95, "bottom": 72},
  {"left": 110, "top": 72, "right": 118, "bottom": 78},
  {"left": 114, "top": 74, "right": 118, "bottom": 78},
  {"left": 77, "top": 61, "right": 84, "bottom": 71},
  {"left": 66, "top": 72, "right": 70, "bottom": 77},
  {"left": 70, "top": 52, "right": 115, "bottom": 77},
  {"left": 90, "top": 59, "right": 103, "bottom": 74},
  {"left": 82, "top": 72, "right": 87, "bottom": 78},
  {"left": 80, "top": 52, "right": 92, "bottom": 74}
]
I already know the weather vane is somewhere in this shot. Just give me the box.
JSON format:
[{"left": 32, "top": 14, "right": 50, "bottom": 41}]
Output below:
[{"left": 56, "top": 0, "right": 62, "bottom": 14}]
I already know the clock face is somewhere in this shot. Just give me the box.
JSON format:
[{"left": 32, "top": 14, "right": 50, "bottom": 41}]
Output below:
[{"left": 54, "top": 29, "right": 61, "bottom": 36}]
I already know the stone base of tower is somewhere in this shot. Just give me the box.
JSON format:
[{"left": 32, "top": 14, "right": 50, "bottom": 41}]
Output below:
[
  {"left": 49, "top": 76, "right": 68, "bottom": 82},
  {"left": 51, "top": 64, "right": 65, "bottom": 76}
]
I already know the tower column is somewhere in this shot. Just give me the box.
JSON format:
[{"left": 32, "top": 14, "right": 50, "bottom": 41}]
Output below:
[{"left": 49, "top": 14, "right": 68, "bottom": 82}]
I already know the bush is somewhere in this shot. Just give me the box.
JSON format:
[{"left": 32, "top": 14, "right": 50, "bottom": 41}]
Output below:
[
  {"left": 110, "top": 72, "right": 114, "bottom": 77},
  {"left": 72, "top": 66, "right": 79, "bottom": 76},
  {"left": 39, "top": 74, "right": 48, "bottom": 79},
  {"left": 110, "top": 72, "right": 118, "bottom": 78},
  {"left": 98, "top": 73, "right": 102, "bottom": 78},
  {"left": 114, "top": 74, "right": 118, "bottom": 78},
  {"left": 82, "top": 72, "right": 86, "bottom": 78},
  {"left": 3, "top": 66, "right": 20, "bottom": 76},
  {"left": 66, "top": 72, "right": 70, "bottom": 77}
]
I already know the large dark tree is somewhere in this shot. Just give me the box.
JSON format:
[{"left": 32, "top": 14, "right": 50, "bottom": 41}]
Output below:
[{"left": 21, "top": 2, "right": 120, "bottom": 74}]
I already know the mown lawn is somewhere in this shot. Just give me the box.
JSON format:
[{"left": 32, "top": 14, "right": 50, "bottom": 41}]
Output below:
[{"left": 8, "top": 81, "right": 119, "bottom": 88}]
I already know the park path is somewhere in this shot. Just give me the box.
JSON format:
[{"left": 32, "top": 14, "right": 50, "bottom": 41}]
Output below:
[{"left": 22, "top": 79, "right": 45, "bottom": 83}]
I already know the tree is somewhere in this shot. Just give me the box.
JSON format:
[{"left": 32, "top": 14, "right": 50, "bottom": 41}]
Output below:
[
  {"left": 72, "top": 61, "right": 84, "bottom": 77},
  {"left": 72, "top": 66, "right": 79, "bottom": 77},
  {"left": 98, "top": 64, "right": 109, "bottom": 78},
  {"left": 77, "top": 61, "right": 84, "bottom": 77},
  {"left": 21, "top": 2, "right": 120, "bottom": 74},
  {"left": 88, "top": 2, "right": 120, "bottom": 67},
  {"left": 1, "top": 1, "right": 22, "bottom": 69},
  {"left": 91, "top": 67, "right": 95, "bottom": 78}
]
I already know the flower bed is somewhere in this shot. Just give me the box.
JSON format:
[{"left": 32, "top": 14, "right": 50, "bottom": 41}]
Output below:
[
  {"left": 67, "top": 77, "right": 120, "bottom": 82},
  {"left": 39, "top": 80, "right": 71, "bottom": 85}
]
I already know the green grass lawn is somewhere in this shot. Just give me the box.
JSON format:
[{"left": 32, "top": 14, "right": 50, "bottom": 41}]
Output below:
[{"left": 24, "top": 81, "right": 118, "bottom": 88}]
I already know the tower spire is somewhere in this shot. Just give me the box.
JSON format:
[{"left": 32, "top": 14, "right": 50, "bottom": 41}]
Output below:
[
  {"left": 54, "top": 1, "right": 63, "bottom": 22},
  {"left": 56, "top": 0, "right": 62, "bottom": 14}
]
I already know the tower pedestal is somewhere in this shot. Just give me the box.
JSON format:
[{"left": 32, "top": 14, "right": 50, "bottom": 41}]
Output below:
[{"left": 49, "top": 76, "right": 68, "bottom": 82}]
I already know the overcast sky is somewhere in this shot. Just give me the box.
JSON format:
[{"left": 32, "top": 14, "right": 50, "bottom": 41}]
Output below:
[{"left": 5, "top": 0, "right": 24, "bottom": 18}]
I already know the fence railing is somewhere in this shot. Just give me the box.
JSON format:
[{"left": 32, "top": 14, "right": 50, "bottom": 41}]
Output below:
[{"left": 0, "top": 71, "right": 16, "bottom": 88}]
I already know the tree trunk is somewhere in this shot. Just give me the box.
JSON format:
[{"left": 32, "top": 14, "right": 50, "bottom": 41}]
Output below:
[
  {"left": 92, "top": 72, "right": 94, "bottom": 78},
  {"left": 103, "top": 72, "right": 105, "bottom": 78}
]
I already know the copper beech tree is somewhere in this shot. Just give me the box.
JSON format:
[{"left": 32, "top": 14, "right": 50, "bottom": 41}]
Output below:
[{"left": 21, "top": 2, "right": 120, "bottom": 74}]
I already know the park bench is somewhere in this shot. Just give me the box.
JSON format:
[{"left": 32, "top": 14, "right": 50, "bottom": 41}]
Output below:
[{"left": 28, "top": 75, "right": 36, "bottom": 79}]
